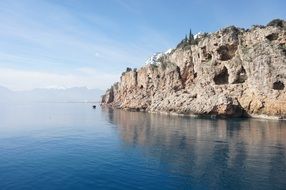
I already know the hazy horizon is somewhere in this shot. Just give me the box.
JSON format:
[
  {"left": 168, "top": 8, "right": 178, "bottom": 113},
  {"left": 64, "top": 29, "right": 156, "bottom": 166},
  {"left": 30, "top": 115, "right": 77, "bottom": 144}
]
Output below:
[
  {"left": 0, "top": 85, "right": 104, "bottom": 102},
  {"left": 0, "top": 84, "right": 104, "bottom": 92}
]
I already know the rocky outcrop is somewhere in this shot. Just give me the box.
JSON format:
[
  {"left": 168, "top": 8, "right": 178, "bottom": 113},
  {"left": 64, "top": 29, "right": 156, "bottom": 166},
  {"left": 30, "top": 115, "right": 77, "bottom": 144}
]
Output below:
[{"left": 101, "top": 19, "right": 286, "bottom": 119}]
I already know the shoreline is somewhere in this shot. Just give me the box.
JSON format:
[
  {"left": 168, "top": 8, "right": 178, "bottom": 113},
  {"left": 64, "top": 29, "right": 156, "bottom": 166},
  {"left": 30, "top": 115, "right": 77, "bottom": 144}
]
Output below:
[{"left": 101, "top": 105, "right": 286, "bottom": 121}]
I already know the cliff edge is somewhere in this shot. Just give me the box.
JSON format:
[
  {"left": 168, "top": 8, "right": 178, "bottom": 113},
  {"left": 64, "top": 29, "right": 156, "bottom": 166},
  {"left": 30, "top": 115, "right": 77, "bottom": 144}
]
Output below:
[{"left": 101, "top": 19, "right": 286, "bottom": 119}]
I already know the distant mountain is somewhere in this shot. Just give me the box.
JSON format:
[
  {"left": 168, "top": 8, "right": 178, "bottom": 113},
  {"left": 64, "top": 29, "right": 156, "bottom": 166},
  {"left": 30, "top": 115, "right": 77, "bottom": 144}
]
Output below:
[
  {"left": 0, "top": 86, "right": 15, "bottom": 102},
  {"left": 24, "top": 87, "right": 104, "bottom": 102},
  {"left": 0, "top": 86, "right": 103, "bottom": 103}
]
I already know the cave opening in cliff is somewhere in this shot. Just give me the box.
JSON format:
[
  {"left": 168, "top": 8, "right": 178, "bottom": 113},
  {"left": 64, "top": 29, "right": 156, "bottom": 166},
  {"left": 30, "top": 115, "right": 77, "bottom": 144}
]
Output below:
[
  {"left": 206, "top": 53, "right": 212, "bottom": 60},
  {"left": 234, "top": 66, "right": 247, "bottom": 83},
  {"left": 265, "top": 33, "right": 278, "bottom": 41},
  {"left": 194, "top": 72, "right": 197, "bottom": 78},
  {"left": 217, "top": 44, "right": 237, "bottom": 61},
  {"left": 282, "top": 48, "right": 286, "bottom": 56},
  {"left": 273, "top": 81, "right": 285, "bottom": 90},
  {"left": 214, "top": 66, "right": 229, "bottom": 85}
]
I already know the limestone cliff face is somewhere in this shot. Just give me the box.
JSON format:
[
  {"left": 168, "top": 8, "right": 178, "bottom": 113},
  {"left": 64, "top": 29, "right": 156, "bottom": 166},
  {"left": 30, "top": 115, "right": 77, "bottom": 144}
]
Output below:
[{"left": 101, "top": 19, "right": 286, "bottom": 119}]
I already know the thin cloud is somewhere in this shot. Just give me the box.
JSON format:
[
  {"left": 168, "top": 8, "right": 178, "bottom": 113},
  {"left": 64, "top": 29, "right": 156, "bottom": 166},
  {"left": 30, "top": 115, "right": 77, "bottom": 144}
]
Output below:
[
  {"left": 114, "top": 0, "right": 141, "bottom": 15},
  {"left": 77, "top": 67, "right": 98, "bottom": 75},
  {"left": 0, "top": 0, "right": 175, "bottom": 90}
]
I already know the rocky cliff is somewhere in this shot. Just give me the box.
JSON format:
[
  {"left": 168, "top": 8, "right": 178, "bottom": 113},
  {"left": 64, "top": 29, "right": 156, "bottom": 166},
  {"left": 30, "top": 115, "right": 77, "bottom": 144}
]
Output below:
[{"left": 101, "top": 19, "right": 286, "bottom": 119}]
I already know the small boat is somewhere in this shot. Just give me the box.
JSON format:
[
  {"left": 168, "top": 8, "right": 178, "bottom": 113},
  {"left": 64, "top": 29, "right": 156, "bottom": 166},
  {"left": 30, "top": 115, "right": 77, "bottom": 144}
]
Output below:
[{"left": 92, "top": 105, "right": 96, "bottom": 109}]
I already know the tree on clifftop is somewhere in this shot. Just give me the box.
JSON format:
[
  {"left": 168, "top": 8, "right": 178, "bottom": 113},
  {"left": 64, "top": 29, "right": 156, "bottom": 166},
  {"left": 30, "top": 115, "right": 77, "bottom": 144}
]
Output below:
[{"left": 188, "top": 29, "right": 195, "bottom": 44}]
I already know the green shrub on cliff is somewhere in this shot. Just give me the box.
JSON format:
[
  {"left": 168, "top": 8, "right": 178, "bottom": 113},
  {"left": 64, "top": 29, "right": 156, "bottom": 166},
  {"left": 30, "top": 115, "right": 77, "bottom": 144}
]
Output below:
[{"left": 176, "top": 29, "right": 198, "bottom": 49}]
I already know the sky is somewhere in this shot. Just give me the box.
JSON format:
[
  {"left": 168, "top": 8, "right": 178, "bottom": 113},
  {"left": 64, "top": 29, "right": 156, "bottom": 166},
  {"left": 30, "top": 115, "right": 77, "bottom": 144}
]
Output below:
[{"left": 0, "top": 0, "right": 285, "bottom": 91}]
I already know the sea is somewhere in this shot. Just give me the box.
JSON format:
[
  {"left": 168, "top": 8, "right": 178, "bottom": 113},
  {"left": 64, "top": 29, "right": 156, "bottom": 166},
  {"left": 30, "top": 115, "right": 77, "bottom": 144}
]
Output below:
[{"left": 0, "top": 102, "right": 285, "bottom": 190}]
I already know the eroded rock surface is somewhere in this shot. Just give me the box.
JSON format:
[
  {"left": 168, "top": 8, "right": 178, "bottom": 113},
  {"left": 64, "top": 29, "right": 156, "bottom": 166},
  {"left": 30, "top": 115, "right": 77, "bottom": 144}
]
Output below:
[{"left": 101, "top": 19, "right": 286, "bottom": 119}]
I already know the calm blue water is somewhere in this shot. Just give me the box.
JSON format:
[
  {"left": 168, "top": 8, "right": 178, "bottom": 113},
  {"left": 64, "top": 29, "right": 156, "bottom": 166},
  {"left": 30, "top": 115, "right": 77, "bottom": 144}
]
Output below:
[{"left": 0, "top": 103, "right": 285, "bottom": 190}]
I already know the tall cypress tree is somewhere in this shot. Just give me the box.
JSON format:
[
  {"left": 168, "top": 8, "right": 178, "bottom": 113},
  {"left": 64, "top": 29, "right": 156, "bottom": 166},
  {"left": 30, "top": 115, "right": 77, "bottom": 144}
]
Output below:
[
  {"left": 189, "top": 29, "right": 194, "bottom": 44},
  {"left": 184, "top": 34, "right": 188, "bottom": 42}
]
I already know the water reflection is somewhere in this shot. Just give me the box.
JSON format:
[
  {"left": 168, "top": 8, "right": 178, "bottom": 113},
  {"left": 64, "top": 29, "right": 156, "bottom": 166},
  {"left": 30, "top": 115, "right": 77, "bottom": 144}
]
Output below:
[{"left": 102, "top": 107, "right": 286, "bottom": 189}]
